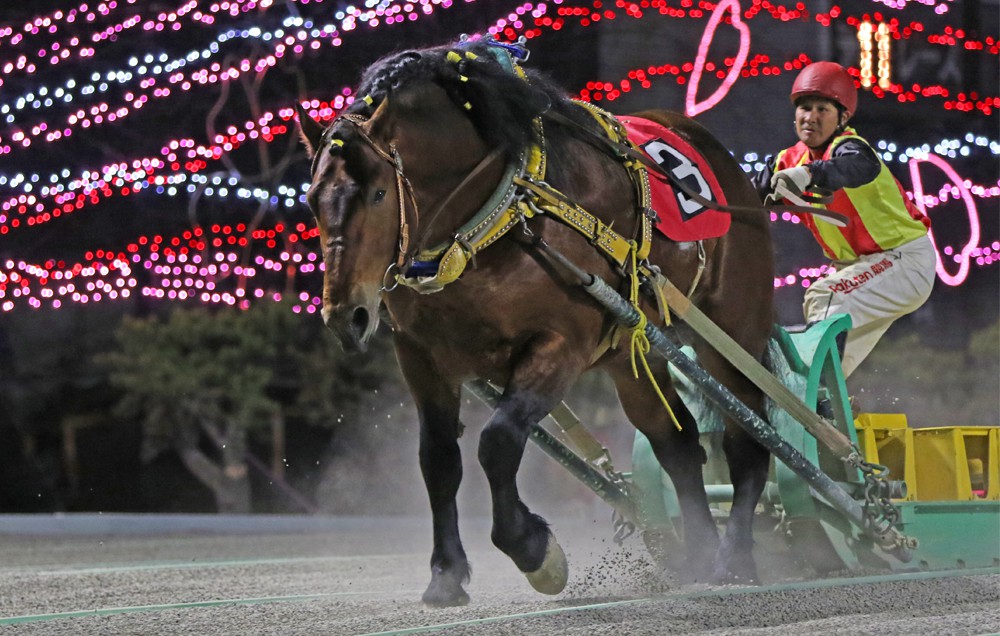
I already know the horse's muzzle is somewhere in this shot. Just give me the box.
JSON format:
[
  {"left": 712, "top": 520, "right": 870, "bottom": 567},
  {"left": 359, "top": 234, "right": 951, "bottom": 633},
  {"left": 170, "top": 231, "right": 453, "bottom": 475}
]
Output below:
[{"left": 323, "top": 304, "right": 375, "bottom": 353}]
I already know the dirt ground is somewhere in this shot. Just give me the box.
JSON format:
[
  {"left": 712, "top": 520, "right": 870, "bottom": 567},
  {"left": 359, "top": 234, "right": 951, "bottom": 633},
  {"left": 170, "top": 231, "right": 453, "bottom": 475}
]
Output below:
[{"left": 0, "top": 514, "right": 996, "bottom": 635}]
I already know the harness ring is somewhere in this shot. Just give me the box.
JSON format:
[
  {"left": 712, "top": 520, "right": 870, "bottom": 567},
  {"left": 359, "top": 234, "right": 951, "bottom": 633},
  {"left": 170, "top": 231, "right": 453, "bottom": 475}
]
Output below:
[{"left": 380, "top": 263, "right": 401, "bottom": 293}]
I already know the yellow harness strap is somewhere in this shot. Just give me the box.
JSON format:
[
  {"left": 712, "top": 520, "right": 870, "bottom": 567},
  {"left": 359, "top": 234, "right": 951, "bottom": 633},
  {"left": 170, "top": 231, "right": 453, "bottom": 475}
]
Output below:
[
  {"left": 399, "top": 105, "right": 654, "bottom": 292},
  {"left": 512, "top": 176, "right": 635, "bottom": 267},
  {"left": 572, "top": 101, "right": 654, "bottom": 261}
]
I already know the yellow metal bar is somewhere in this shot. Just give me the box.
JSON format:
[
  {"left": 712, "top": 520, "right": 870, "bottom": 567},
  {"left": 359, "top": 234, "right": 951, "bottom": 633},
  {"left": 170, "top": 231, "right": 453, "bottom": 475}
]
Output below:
[
  {"left": 855, "top": 413, "right": 917, "bottom": 500},
  {"left": 855, "top": 415, "right": 1000, "bottom": 503},
  {"left": 987, "top": 429, "right": 1000, "bottom": 501}
]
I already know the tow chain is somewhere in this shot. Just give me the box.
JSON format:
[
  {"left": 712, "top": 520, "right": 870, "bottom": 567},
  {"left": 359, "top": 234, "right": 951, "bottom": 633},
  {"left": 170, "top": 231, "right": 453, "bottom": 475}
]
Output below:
[
  {"left": 612, "top": 508, "right": 637, "bottom": 545},
  {"left": 845, "top": 451, "right": 914, "bottom": 550},
  {"left": 600, "top": 455, "right": 637, "bottom": 545}
]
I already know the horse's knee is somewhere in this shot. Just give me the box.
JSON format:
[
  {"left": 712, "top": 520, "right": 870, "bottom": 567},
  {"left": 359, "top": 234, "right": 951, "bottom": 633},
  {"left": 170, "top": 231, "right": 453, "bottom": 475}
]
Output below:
[{"left": 477, "top": 418, "right": 527, "bottom": 479}]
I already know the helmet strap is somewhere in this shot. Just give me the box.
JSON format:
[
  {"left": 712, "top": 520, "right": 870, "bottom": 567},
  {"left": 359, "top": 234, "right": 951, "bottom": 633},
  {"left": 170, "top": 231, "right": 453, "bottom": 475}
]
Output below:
[{"left": 835, "top": 104, "right": 850, "bottom": 133}]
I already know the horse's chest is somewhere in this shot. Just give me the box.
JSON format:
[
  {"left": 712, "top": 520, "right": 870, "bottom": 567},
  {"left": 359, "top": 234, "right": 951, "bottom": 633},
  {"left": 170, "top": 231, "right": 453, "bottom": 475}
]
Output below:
[{"left": 391, "top": 298, "right": 519, "bottom": 376}]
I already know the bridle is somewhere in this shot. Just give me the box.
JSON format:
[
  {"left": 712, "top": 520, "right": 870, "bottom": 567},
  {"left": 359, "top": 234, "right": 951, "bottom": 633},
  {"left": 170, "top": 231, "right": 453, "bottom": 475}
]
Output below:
[
  {"left": 319, "top": 113, "right": 415, "bottom": 292},
  {"left": 313, "top": 110, "right": 506, "bottom": 292}
]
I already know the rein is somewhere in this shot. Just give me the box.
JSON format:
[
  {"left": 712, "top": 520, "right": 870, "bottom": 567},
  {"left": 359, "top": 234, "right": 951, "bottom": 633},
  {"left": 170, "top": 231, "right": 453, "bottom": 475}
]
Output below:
[{"left": 542, "top": 109, "right": 848, "bottom": 227}]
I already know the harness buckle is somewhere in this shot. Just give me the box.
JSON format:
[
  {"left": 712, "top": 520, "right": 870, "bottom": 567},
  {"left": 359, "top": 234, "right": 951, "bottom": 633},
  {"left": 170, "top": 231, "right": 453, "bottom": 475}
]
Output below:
[
  {"left": 390, "top": 144, "right": 405, "bottom": 174},
  {"left": 455, "top": 234, "right": 477, "bottom": 270}
]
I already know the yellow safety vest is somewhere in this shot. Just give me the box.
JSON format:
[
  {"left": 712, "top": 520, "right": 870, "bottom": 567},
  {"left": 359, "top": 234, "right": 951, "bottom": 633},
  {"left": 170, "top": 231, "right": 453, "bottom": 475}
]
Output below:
[{"left": 775, "top": 129, "right": 930, "bottom": 261}]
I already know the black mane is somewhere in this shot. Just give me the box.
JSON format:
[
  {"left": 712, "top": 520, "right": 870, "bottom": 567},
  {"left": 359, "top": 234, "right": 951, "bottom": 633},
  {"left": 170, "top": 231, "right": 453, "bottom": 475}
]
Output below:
[{"left": 345, "top": 39, "right": 599, "bottom": 161}]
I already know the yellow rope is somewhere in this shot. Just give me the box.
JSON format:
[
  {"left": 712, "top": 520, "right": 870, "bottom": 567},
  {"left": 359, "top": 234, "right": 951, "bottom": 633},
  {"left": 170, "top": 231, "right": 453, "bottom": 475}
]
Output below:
[{"left": 627, "top": 243, "right": 682, "bottom": 431}]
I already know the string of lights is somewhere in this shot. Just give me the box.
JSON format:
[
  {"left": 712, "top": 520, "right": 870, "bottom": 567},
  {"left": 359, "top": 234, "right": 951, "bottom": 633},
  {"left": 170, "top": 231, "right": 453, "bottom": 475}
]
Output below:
[
  {"left": 3, "top": 0, "right": 997, "bottom": 156},
  {"left": 0, "top": 0, "right": 995, "bottom": 316},
  {"left": 0, "top": 0, "right": 472, "bottom": 153},
  {"left": 4, "top": 222, "right": 997, "bottom": 314},
  {"left": 0, "top": 83, "right": 993, "bottom": 237}
]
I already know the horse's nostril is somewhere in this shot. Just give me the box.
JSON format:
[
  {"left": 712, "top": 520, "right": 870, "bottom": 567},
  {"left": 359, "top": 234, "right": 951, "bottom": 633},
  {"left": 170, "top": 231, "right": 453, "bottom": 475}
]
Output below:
[{"left": 351, "top": 306, "right": 369, "bottom": 335}]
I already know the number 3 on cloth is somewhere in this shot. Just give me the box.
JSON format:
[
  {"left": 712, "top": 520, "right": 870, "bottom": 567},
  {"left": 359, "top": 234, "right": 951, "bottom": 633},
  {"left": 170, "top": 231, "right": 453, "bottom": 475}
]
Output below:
[{"left": 642, "top": 139, "right": 714, "bottom": 219}]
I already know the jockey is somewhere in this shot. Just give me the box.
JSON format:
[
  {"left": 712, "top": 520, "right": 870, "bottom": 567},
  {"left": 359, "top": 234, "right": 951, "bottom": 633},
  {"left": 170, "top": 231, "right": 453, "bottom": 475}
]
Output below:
[{"left": 753, "top": 61, "right": 936, "bottom": 377}]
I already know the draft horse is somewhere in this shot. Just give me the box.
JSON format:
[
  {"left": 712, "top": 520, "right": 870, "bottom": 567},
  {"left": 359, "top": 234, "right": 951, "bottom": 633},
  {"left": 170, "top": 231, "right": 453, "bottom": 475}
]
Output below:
[{"left": 298, "top": 39, "right": 775, "bottom": 606}]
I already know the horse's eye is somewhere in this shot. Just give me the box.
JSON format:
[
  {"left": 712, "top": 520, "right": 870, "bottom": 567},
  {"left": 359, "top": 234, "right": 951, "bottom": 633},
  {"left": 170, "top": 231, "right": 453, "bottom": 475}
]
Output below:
[{"left": 373, "top": 189, "right": 386, "bottom": 204}]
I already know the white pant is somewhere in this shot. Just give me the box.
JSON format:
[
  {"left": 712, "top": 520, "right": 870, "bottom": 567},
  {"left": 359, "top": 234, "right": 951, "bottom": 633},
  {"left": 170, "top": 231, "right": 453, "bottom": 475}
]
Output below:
[{"left": 804, "top": 234, "right": 936, "bottom": 377}]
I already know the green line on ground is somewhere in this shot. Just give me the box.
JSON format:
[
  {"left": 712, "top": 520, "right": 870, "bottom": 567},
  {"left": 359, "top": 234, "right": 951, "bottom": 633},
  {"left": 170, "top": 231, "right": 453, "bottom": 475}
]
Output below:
[
  {"left": 2, "top": 567, "right": 994, "bottom": 628},
  {"left": 358, "top": 567, "right": 1000, "bottom": 636},
  {"left": 0, "top": 590, "right": 411, "bottom": 625}
]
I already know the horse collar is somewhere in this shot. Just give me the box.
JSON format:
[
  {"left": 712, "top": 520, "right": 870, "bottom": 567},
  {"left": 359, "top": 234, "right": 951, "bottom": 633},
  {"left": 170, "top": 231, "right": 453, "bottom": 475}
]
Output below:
[{"left": 397, "top": 124, "right": 545, "bottom": 293}]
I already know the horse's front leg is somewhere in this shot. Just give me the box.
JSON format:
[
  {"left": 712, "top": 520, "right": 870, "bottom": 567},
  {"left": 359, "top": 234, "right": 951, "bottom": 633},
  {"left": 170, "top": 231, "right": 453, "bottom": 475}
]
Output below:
[
  {"left": 478, "top": 333, "right": 581, "bottom": 595},
  {"left": 395, "top": 336, "right": 470, "bottom": 607}
]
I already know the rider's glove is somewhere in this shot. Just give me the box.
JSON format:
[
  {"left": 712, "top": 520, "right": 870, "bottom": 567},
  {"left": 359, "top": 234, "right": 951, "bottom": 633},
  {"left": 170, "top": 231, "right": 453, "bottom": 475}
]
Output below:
[{"left": 770, "top": 166, "right": 812, "bottom": 197}]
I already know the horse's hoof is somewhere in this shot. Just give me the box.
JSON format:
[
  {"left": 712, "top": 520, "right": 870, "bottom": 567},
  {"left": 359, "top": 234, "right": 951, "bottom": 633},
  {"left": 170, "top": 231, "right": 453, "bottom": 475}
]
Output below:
[
  {"left": 710, "top": 563, "right": 759, "bottom": 586},
  {"left": 422, "top": 569, "right": 470, "bottom": 607},
  {"left": 524, "top": 532, "right": 568, "bottom": 595}
]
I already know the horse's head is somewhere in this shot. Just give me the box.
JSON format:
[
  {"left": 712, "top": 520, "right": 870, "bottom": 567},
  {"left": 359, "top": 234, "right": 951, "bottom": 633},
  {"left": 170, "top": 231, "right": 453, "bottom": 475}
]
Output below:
[
  {"left": 296, "top": 106, "right": 396, "bottom": 353},
  {"left": 298, "top": 42, "right": 554, "bottom": 352}
]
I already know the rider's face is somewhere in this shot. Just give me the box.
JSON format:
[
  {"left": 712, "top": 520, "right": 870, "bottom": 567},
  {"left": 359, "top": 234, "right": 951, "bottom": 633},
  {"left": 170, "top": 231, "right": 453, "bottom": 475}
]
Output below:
[{"left": 794, "top": 98, "right": 844, "bottom": 149}]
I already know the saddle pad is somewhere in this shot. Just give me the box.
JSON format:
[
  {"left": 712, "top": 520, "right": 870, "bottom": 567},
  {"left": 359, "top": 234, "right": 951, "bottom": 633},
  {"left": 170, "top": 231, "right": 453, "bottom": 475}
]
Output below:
[{"left": 620, "top": 116, "right": 731, "bottom": 242}]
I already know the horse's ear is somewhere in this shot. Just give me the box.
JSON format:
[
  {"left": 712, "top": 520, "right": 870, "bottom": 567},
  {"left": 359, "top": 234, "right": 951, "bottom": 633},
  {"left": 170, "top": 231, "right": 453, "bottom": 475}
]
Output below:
[{"left": 295, "top": 103, "right": 324, "bottom": 156}]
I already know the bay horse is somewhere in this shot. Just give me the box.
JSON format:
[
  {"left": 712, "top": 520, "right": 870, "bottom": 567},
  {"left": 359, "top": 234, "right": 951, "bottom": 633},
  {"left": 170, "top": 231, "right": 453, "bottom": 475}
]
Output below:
[{"left": 298, "top": 38, "right": 774, "bottom": 606}]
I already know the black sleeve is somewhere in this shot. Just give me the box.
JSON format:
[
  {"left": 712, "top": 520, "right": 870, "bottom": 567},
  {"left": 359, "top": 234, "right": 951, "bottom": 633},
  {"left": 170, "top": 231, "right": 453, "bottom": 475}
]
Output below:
[
  {"left": 750, "top": 155, "right": 777, "bottom": 201},
  {"left": 806, "top": 139, "right": 881, "bottom": 192}
]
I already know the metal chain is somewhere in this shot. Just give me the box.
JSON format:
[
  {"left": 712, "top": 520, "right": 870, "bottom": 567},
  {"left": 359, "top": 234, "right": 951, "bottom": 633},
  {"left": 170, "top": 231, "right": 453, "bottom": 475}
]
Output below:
[
  {"left": 845, "top": 450, "right": 904, "bottom": 542},
  {"left": 611, "top": 509, "right": 636, "bottom": 545}
]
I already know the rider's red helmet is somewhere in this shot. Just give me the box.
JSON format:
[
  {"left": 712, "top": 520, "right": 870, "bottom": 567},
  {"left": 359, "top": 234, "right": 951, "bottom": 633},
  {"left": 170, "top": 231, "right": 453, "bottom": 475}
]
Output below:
[{"left": 790, "top": 61, "right": 858, "bottom": 118}]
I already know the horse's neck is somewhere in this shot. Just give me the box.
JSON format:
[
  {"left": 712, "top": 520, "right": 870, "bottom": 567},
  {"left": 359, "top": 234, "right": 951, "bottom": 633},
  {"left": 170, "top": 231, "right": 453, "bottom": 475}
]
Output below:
[{"left": 410, "top": 145, "right": 508, "bottom": 249}]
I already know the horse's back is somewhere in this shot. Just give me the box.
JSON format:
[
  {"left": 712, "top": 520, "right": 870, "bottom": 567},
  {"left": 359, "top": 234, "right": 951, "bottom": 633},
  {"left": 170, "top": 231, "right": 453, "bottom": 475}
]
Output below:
[{"left": 631, "top": 109, "right": 761, "bottom": 211}]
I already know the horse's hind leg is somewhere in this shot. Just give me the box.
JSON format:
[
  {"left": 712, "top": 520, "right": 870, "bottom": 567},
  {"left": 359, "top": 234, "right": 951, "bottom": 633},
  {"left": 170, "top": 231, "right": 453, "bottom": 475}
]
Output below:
[
  {"left": 395, "top": 337, "right": 470, "bottom": 607},
  {"left": 611, "top": 362, "right": 720, "bottom": 581},
  {"left": 700, "top": 349, "right": 770, "bottom": 584},
  {"left": 478, "top": 333, "right": 582, "bottom": 594}
]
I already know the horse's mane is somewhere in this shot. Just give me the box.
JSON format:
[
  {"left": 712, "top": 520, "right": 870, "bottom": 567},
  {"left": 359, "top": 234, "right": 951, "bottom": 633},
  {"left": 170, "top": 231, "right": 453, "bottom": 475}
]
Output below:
[{"left": 345, "top": 39, "right": 600, "bottom": 161}]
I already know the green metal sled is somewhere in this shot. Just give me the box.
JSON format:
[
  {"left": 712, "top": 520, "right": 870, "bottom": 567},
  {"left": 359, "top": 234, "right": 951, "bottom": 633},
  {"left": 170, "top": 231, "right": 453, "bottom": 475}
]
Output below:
[{"left": 631, "top": 315, "right": 1000, "bottom": 573}]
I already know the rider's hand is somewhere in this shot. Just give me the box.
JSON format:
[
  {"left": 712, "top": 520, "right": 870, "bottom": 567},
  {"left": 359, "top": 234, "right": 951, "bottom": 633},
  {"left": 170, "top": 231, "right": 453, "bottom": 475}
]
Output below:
[{"left": 770, "top": 166, "right": 812, "bottom": 196}]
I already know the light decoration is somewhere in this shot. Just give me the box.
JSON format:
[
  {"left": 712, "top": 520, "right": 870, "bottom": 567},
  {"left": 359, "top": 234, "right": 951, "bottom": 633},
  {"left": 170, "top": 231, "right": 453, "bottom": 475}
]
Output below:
[
  {"left": 685, "top": 0, "right": 750, "bottom": 117},
  {"left": 0, "top": 1, "right": 466, "bottom": 153},
  {"left": 2, "top": 1, "right": 996, "bottom": 154},
  {"left": 868, "top": 0, "right": 956, "bottom": 15},
  {"left": 908, "top": 153, "right": 981, "bottom": 286},
  {"left": 859, "top": 20, "right": 875, "bottom": 88},
  {"left": 0, "top": 95, "right": 353, "bottom": 234},
  {"left": 876, "top": 21, "right": 891, "bottom": 89},
  {"left": 0, "top": 0, "right": 995, "bottom": 313},
  {"left": 0, "top": 223, "right": 326, "bottom": 314},
  {"left": 858, "top": 20, "right": 892, "bottom": 89},
  {"left": 0, "top": 0, "right": 231, "bottom": 87},
  {"left": 565, "top": 1, "right": 997, "bottom": 115}
]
